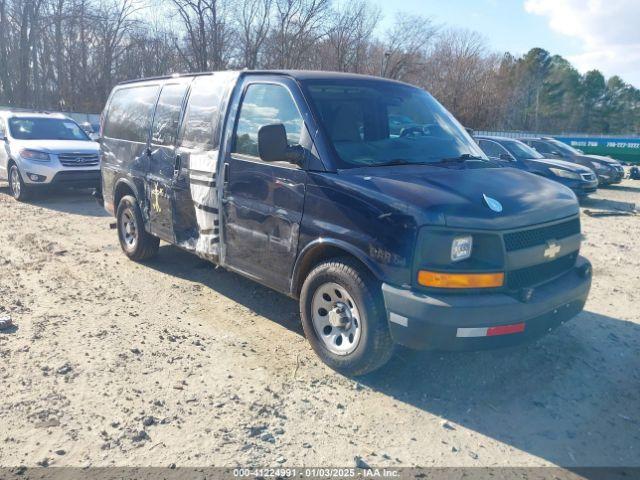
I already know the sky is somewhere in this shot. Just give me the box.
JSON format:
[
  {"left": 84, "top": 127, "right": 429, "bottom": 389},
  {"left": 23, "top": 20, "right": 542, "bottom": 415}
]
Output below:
[{"left": 366, "top": 0, "right": 640, "bottom": 88}]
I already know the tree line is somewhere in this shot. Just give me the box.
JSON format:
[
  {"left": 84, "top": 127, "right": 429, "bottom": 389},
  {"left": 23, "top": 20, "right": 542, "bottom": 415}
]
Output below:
[{"left": 1, "top": 0, "right": 639, "bottom": 134}]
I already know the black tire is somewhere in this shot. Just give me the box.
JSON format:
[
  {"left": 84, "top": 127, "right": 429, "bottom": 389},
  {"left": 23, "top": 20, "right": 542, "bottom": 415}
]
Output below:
[
  {"left": 116, "top": 195, "right": 159, "bottom": 261},
  {"left": 8, "top": 163, "right": 31, "bottom": 201},
  {"left": 300, "top": 257, "right": 394, "bottom": 376}
]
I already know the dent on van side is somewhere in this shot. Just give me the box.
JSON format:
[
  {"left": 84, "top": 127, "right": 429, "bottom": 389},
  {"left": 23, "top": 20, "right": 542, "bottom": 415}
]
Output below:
[{"left": 100, "top": 70, "right": 592, "bottom": 376}]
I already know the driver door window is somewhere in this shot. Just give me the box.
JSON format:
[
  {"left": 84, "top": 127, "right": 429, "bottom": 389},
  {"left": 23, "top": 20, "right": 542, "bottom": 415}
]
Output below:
[{"left": 233, "top": 83, "right": 304, "bottom": 159}]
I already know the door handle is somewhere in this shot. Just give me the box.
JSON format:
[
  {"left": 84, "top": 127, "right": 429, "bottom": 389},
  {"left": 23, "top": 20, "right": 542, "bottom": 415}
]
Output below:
[
  {"left": 174, "top": 154, "right": 182, "bottom": 175},
  {"left": 223, "top": 162, "right": 230, "bottom": 186}
]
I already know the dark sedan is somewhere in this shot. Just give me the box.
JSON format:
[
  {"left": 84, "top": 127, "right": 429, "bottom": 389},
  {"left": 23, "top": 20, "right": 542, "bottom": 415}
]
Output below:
[
  {"left": 476, "top": 136, "right": 598, "bottom": 197},
  {"left": 521, "top": 137, "right": 624, "bottom": 185}
]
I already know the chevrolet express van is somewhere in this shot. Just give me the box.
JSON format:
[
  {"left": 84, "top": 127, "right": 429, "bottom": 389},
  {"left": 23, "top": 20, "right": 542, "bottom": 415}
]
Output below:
[{"left": 99, "top": 71, "right": 592, "bottom": 375}]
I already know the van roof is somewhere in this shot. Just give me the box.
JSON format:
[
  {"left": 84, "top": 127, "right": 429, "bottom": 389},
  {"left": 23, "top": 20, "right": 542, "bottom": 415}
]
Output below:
[{"left": 117, "top": 70, "right": 410, "bottom": 87}]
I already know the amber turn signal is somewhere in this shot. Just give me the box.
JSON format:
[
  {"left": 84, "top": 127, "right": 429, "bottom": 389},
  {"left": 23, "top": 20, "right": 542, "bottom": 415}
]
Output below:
[{"left": 418, "top": 270, "right": 504, "bottom": 288}]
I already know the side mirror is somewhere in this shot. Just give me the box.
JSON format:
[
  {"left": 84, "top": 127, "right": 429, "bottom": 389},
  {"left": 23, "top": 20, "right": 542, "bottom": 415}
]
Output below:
[
  {"left": 1, "top": 135, "right": 7, "bottom": 142},
  {"left": 499, "top": 153, "right": 514, "bottom": 161},
  {"left": 258, "top": 124, "right": 303, "bottom": 164},
  {"left": 551, "top": 151, "right": 564, "bottom": 157}
]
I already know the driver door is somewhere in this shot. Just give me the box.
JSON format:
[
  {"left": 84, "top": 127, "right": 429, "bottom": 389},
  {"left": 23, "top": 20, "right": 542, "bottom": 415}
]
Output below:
[{"left": 221, "top": 78, "right": 309, "bottom": 292}]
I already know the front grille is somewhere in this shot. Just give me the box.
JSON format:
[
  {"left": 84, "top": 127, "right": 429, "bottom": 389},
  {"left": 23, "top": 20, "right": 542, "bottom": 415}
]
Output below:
[
  {"left": 507, "top": 252, "right": 578, "bottom": 290},
  {"left": 581, "top": 173, "right": 595, "bottom": 181},
  {"left": 503, "top": 218, "right": 580, "bottom": 252},
  {"left": 58, "top": 153, "right": 99, "bottom": 167}
]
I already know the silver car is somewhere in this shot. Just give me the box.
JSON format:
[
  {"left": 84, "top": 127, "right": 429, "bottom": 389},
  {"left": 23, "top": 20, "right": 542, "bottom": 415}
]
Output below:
[{"left": 0, "top": 110, "right": 100, "bottom": 201}]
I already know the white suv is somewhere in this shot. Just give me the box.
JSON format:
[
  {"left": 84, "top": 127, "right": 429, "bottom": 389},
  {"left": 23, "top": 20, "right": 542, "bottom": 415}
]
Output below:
[{"left": 0, "top": 110, "right": 100, "bottom": 201}]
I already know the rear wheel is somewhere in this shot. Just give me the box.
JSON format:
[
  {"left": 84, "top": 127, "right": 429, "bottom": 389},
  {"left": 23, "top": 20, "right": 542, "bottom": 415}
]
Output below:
[
  {"left": 116, "top": 195, "right": 159, "bottom": 261},
  {"left": 300, "top": 257, "right": 394, "bottom": 376},
  {"left": 8, "top": 164, "right": 31, "bottom": 201}
]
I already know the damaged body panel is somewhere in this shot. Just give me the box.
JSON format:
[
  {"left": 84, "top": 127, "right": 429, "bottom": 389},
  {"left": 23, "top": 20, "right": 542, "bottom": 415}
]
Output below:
[{"left": 100, "top": 70, "right": 592, "bottom": 376}]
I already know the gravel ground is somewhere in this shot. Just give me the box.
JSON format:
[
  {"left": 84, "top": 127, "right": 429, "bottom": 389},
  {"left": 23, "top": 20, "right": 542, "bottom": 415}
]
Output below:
[{"left": 0, "top": 179, "right": 638, "bottom": 469}]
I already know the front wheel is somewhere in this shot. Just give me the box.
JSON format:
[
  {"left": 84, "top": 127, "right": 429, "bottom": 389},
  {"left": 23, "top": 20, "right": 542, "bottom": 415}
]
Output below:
[
  {"left": 8, "top": 164, "right": 31, "bottom": 201},
  {"left": 116, "top": 195, "right": 159, "bottom": 261},
  {"left": 300, "top": 257, "right": 394, "bottom": 376}
]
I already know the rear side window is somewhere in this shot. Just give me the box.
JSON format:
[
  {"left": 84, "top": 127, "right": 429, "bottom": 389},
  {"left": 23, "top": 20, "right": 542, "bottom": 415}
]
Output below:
[
  {"left": 180, "top": 75, "right": 229, "bottom": 152},
  {"left": 151, "top": 82, "right": 189, "bottom": 146},
  {"left": 103, "top": 85, "right": 159, "bottom": 142},
  {"left": 233, "top": 83, "right": 303, "bottom": 157}
]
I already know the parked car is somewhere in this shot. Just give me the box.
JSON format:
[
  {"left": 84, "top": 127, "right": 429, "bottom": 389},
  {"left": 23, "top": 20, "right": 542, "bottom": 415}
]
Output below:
[
  {"left": 0, "top": 111, "right": 100, "bottom": 201},
  {"left": 476, "top": 136, "right": 598, "bottom": 197},
  {"left": 521, "top": 137, "right": 624, "bottom": 185},
  {"left": 99, "top": 71, "right": 592, "bottom": 376}
]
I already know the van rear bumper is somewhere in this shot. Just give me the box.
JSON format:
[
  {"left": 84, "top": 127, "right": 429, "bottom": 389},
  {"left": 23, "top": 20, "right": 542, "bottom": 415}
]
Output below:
[{"left": 381, "top": 256, "right": 592, "bottom": 351}]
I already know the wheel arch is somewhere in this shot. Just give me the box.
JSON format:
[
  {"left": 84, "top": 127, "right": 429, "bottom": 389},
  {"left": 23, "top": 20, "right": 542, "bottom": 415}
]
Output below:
[
  {"left": 290, "top": 239, "right": 384, "bottom": 298},
  {"left": 113, "top": 178, "right": 139, "bottom": 209}
]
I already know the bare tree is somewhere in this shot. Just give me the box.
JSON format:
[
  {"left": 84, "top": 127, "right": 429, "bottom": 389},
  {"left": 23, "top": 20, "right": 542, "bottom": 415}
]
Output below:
[
  {"left": 318, "top": 0, "right": 380, "bottom": 72},
  {"left": 421, "top": 29, "right": 500, "bottom": 127},
  {"left": 0, "top": 0, "right": 637, "bottom": 133},
  {"left": 235, "top": 0, "right": 272, "bottom": 69},
  {"left": 94, "top": 0, "right": 144, "bottom": 101},
  {"left": 381, "top": 13, "right": 438, "bottom": 80},
  {"left": 265, "top": 0, "right": 331, "bottom": 69},
  {"left": 171, "top": 0, "right": 233, "bottom": 71}
]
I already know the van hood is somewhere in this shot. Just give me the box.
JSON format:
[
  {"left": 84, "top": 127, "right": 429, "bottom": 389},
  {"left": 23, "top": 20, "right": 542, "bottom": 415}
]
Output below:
[
  {"left": 340, "top": 164, "right": 579, "bottom": 230},
  {"left": 10, "top": 139, "right": 99, "bottom": 154}
]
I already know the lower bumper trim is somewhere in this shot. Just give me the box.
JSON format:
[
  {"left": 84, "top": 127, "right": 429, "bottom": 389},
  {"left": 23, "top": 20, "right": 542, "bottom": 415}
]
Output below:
[
  {"left": 50, "top": 170, "right": 101, "bottom": 188},
  {"left": 457, "top": 322, "right": 526, "bottom": 338},
  {"left": 382, "top": 256, "right": 592, "bottom": 351}
]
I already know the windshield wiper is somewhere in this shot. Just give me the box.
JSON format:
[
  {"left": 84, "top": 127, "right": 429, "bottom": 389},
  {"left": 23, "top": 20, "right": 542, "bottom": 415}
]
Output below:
[
  {"left": 371, "top": 159, "right": 432, "bottom": 167},
  {"left": 435, "top": 154, "right": 487, "bottom": 164}
]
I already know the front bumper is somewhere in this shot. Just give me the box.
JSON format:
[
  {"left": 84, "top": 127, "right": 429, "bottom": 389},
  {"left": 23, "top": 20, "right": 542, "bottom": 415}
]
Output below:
[
  {"left": 597, "top": 169, "right": 624, "bottom": 185},
  {"left": 18, "top": 156, "right": 100, "bottom": 188},
  {"left": 563, "top": 178, "right": 598, "bottom": 196},
  {"left": 382, "top": 256, "right": 591, "bottom": 351}
]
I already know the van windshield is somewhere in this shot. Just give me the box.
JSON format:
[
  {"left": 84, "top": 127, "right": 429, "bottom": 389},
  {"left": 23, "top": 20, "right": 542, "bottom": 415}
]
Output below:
[
  {"left": 9, "top": 117, "right": 90, "bottom": 141},
  {"left": 303, "top": 80, "right": 488, "bottom": 168}
]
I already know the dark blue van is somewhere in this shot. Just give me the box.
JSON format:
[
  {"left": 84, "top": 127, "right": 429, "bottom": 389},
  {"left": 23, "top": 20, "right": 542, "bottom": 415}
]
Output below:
[{"left": 99, "top": 71, "right": 592, "bottom": 375}]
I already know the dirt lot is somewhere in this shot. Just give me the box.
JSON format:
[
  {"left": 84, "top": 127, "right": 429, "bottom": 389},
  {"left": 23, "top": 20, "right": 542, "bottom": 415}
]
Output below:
[{"left": 0, "top": 179, "right": 639, "bottom": 469}]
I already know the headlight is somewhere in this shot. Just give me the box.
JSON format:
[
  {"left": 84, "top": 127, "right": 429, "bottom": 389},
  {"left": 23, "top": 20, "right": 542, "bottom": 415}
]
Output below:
[
  {"left": 20, "top": 149, "right": 50, "bottom": 162},
  {"left": 451, "top": 235, "right": 473, "bottom": 262},
  {"left": 591, "top": 161, "right": 605, "bottom": 171},
  {"left": 549, "top": 168, "right": 581, "bottom": 180}
]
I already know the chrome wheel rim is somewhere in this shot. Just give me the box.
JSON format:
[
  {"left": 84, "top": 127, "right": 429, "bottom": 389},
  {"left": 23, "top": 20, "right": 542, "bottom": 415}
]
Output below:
[
  {"left": 120, "top": 208, "right": 137, "bottom": 249},
  {"left": 311, "top": 282, "right": 361, "bottom": 355},
  {"left": 10, "top": 168, "right": 20, "bottom": 197}
]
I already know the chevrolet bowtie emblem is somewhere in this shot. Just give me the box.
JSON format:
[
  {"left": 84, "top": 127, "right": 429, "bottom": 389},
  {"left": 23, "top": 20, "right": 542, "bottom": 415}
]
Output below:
[
  {"left": 543, "top": 240, "right": 561, "bottom": 259},
  {"left": 482, "top": 194, "right": 503, "bottom": 213}
]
